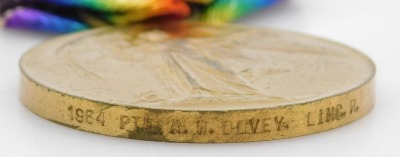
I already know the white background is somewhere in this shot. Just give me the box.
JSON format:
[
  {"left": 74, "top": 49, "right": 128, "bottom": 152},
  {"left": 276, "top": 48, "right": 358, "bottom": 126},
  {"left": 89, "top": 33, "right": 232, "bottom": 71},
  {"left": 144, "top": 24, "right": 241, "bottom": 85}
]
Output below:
[{"left": 1, "top": 0, "right": 400, "bottom": 156}]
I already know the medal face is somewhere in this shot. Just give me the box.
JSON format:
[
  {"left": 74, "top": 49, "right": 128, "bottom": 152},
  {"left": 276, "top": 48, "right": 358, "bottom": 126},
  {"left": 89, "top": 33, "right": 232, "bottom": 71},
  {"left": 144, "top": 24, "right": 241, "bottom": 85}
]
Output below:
[{"left": 20, "top": 22, "right": 375, "bottom": 143}]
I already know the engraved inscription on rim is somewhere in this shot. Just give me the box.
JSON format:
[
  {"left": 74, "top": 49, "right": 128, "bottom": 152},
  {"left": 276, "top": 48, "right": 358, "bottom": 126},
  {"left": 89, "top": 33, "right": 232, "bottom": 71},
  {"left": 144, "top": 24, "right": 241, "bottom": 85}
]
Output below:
[{"left": 21, "top": 22, "right": 375, "bottom": 110}]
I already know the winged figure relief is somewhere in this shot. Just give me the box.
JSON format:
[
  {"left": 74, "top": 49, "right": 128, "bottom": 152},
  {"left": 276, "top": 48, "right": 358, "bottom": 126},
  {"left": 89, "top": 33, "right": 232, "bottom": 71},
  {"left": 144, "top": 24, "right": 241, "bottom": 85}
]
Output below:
[
  {"left": 122, "top": 25, "right": 265, "bottom": 103},
  {"left": 60, "top": 23, "right": 289, "bottom": 104}
]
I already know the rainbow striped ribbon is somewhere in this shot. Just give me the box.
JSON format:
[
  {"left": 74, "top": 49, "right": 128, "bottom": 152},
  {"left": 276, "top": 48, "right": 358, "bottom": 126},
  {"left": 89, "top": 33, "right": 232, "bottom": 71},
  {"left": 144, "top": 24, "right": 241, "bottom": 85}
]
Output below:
[{"left": 0, "top": 0, "right": 281, "bottom": 33}]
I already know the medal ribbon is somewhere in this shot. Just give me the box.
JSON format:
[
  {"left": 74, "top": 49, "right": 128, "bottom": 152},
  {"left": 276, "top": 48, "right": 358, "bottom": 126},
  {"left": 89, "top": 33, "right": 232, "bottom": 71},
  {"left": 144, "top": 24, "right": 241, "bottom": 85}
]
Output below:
[{"left": 0, "top": 0, "right": 281, "bottom": 33}]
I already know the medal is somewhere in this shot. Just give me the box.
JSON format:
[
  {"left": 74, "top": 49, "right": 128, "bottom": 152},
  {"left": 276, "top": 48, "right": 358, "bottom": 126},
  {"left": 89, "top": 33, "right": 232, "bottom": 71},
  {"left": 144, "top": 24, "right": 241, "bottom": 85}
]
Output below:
[{"left": 20, "top": 22, "right": 375, "bottom": 143}]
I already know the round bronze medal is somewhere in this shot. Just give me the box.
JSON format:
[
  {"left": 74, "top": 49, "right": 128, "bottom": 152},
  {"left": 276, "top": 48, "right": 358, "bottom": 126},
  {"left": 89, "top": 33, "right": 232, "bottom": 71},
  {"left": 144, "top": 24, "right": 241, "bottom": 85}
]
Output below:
[{"left": 20, "top": 22, "right": 375, "bottom": 143}]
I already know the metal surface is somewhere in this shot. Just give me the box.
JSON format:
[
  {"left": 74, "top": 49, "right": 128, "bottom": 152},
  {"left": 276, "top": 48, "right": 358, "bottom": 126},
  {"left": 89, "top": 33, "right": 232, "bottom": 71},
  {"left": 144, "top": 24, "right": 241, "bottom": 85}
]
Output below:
[{"left": 20, "top": 22, "right": 375, "bottom": 143}]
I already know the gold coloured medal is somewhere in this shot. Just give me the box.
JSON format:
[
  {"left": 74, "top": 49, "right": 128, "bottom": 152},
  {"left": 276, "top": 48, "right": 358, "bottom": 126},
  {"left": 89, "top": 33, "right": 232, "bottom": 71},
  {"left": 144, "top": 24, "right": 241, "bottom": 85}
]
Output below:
[{"left": 20, "top": 22, "right": 375, "bottom": 143}]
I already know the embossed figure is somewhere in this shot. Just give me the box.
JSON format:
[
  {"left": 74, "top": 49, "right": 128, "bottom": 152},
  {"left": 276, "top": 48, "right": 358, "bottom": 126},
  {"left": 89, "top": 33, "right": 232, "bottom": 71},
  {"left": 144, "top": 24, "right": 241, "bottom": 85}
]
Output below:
[
  {"left": 114, "top": 23, "right": 265, "bottom": 102},
  {"left": 59, "top": 23, "right": 275, "bottom": 103},
  {"left": 56, "top": 22, "right": 357, "bottom": 105}
]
